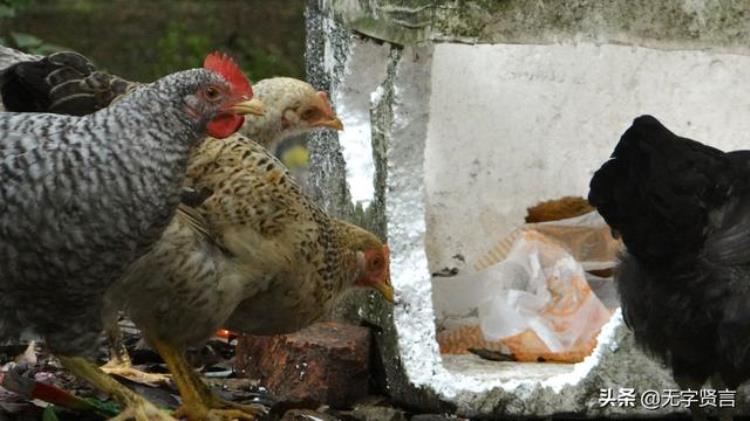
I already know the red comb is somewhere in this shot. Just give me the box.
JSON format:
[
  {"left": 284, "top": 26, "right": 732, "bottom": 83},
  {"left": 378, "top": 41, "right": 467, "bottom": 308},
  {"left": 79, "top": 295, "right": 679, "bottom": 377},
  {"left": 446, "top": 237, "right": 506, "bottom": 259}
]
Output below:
[
  {"left": 317, "top": 91, "right": 334, "bottom": 116},
  {"left": 203, "top": 51, "right": 253, "bottom": 99}
]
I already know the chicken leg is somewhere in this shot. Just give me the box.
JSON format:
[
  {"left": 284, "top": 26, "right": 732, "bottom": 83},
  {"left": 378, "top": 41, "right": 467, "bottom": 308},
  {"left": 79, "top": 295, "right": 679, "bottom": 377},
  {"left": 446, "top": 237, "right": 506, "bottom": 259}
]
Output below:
[
  {"left": 148, "top": 336, "right": 264, "bottom": 421},
  {"left": 101, "top": 321, "right": 172, "bottom": 387},
  {"left": 57, "top": 355, "right": 174, "bottom": 421}
]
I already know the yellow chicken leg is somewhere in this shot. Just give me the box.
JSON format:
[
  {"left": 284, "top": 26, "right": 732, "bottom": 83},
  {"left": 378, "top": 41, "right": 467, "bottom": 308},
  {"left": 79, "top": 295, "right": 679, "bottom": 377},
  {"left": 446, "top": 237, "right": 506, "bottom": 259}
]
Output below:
[
  {"left": 101, "top": 322, "right": 172, "bottom": 387},
  {"left": 184, "top": 366, "right": 266, "bottom": 417},
  {"left": 57, "top": 355, "right": 174, "bottom": 421},
  {"left": 148, "top": 337, "right": 264, "bottom": 421}
]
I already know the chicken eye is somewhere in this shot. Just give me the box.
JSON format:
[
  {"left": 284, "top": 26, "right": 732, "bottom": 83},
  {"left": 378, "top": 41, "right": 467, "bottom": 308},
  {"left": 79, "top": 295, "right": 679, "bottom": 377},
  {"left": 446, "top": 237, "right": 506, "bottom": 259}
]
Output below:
[
  {"left": 370, "top": 257, "right": 383, "bottom": 270},
  {"left": 204, "top": 86, "right": 222, "bottom": 102},
  {"left": 300, "top": 108, "right": 317, "bottom": 120}
]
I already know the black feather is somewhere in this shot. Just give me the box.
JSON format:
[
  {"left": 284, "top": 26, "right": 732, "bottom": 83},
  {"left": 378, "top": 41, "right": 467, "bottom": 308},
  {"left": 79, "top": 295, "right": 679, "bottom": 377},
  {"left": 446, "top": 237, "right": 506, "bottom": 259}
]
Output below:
[
  {"left": 0, "top": 51, "right": 130, "bottom": 116},
  {"left": 589, "top": 115, "right": 735, "bottom": 264},
  {"left": 589, "top": 115, "right": 750, "bottom": 393},
  {"left": 0, "top": 55, "right": 55, "bottom": 112}
]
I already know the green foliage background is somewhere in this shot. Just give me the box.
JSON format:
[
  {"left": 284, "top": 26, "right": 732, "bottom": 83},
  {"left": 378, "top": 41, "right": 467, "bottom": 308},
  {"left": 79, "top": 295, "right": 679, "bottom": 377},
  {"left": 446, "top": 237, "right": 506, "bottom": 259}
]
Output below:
[{"left": 0, "top": 0, "right": 306, "bottom": 82}]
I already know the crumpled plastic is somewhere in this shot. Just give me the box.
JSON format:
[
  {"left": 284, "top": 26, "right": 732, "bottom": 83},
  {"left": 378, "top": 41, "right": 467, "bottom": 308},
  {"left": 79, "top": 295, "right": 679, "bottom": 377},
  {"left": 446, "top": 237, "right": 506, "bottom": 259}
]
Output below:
[{"left": 436, "top": 211, "right": 620, "bottom": 360}]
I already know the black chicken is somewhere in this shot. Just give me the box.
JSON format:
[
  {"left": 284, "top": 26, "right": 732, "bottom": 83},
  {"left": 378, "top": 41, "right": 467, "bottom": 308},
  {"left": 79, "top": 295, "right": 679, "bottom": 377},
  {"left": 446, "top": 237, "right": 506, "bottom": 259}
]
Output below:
[{"left": 589, "top": 115, "right": 750, "bottom": 420}]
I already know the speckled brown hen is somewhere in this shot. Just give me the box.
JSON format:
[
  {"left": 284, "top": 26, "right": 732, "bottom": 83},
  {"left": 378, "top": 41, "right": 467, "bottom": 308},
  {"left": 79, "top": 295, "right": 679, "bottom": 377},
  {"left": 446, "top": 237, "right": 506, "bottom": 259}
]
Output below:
[
  {"left": 104, "top": 136, "right": 391, "bottom": 420},
  {"left": 99, "top": 76, "right": 347, "bottom": 382}
]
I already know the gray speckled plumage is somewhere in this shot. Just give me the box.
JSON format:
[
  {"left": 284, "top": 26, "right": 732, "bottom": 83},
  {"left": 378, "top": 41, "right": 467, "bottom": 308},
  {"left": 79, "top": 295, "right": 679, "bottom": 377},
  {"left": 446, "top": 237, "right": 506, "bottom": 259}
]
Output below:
[
  {"left": 0, "top": 67, "right": 233, "bottom": 356},
  {"left": 0, "top": 49, "right": 356, "bottom": 352},
  {"left": 0, "top": 46, "right": 39, "bottom": 73}
]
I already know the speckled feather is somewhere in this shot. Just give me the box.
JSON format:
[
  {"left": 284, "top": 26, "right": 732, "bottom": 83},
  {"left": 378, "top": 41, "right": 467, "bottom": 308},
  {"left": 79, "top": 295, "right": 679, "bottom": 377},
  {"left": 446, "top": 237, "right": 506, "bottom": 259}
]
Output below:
[
  {"left": 106, "top": 134, "right": 379, "bottom": 347},
  {"left": 0, "top": 68, "right": 233, "bottom": 356}
]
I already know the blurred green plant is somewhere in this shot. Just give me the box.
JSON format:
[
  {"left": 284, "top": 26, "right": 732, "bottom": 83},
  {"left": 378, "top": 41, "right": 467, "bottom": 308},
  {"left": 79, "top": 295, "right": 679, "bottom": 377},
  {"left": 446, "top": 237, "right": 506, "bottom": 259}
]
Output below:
[
  {"left": 151, "top": 22, "right": 212, "bottom": 78},
  {"left": 1, "top": 0, "right": 305, "bottom": 81},
  {"left": 0, "top": 0, "right": 30, "bottom": 18},
  {"left": 229, "top": 36, "right": 301, "bottom": 81},
  {"left": 0, "top": 0, "right": 25, "bottom": 44},
  {"left": 6, "top": 31, "right": 67, "bottom": 54},
  {"left": 152, "top": 21, "right": 303, "bottom": 81},
  {"left": 1, "top": 0, "right": 67, "bottom": 53},
  {"left": 41, "top": 406, "right": 59, "bottom": 421}
]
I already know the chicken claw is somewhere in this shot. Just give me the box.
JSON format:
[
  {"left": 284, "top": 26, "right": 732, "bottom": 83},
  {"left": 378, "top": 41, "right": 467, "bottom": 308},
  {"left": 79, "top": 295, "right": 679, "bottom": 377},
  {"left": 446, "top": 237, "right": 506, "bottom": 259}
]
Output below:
[
  {"left": 173, "top": 405, "right": 261, "bottom": 421},
  {"left": 57, "top": 356, "right": 175, "bottom": 421},
  {"left": 172, "top": 365, "right": 265, "bottom": 420},
  {"left": 101, "top": 362, "right": 172, "bottom": 388},
  {"left": 149, "top": 337, "right": 265, "bottom": 421},
  {"left": 107, "top": 402, "right": 176, "bottom": 421},
  {"left": 100, "top": 312, "right": 172, "bottom": 387}
]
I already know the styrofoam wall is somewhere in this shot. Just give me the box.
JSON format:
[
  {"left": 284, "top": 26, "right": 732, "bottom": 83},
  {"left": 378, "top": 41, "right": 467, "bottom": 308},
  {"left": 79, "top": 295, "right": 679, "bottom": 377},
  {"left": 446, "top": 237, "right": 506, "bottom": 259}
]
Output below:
[{"left": 424, "top": 42, "right": 750, "bottom": 274}]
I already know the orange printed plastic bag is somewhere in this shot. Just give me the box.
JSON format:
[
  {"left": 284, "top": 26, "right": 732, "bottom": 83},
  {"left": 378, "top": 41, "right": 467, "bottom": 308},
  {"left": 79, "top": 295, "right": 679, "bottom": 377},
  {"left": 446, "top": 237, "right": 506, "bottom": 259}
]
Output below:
[{"left": 435, "top": 211, "right": 619, "bottom": 362}]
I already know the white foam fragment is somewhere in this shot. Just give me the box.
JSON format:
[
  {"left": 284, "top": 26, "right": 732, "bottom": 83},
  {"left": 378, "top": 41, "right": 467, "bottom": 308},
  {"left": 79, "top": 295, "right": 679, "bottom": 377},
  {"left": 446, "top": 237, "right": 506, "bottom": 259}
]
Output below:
[
  {"left": 328, "top": 38, "right": 392, "bottom": 207},
  {"left": 370, "top": 85, "right": 385, "bottom": 105},
  {"left": 336, "top": 97, "right": 376, "bottom": 206},
  {"left": 322, "top": 16, "right": 337, "bottom": 75}
]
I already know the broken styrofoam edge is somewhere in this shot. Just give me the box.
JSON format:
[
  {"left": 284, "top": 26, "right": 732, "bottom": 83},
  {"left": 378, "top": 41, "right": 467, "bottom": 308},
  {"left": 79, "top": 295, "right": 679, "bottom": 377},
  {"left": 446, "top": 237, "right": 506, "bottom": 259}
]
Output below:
[
  {"left": 328, "top": 33, "right": 393, "bottom": 209},
  {"left": 392, "top": 253, "right": 624, "bottom": 399},
  {"left": 336, "top": 97, "right": 376, "bottom": 206},
  {"left": 381, "top": 39, "right": 627, "bottom": 400},
  {"left": 544, "top": 309, "right": 622, "bottom": 391}
]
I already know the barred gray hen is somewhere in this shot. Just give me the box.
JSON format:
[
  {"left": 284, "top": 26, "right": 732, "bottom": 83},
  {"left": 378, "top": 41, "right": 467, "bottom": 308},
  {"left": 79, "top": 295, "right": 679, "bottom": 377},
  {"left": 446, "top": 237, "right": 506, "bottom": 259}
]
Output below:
[
  {"left": 589, "top": 115, "right": 750, "bottom": 421},
  {"left": 0, "top": 51, "right": 259, "bottom": 420}
]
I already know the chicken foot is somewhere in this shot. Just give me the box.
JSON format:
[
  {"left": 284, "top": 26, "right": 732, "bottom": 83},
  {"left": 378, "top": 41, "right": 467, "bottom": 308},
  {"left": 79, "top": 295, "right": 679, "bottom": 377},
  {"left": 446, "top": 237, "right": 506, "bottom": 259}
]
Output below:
[
  {"left": 184, "top": 365, "right": 267, "bottom": 417},
  {"left": 101, "top": 323, "right": 172, "bottom": 387},
  {"left": 58, "top": 355, "right": 174, "bottom": 421},
  {"left": 148, "top": 337, "right": 264, "bottom": 421}
]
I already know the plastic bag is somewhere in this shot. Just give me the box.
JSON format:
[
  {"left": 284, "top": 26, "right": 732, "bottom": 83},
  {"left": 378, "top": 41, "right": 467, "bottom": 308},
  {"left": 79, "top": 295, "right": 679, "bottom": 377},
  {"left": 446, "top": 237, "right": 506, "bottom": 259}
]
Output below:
[
  {"left": 435, "top": 211, "right": 619, "bottom": 359},
  {"left": 478, "top": 229, "right": 611, "bottom": 352}
]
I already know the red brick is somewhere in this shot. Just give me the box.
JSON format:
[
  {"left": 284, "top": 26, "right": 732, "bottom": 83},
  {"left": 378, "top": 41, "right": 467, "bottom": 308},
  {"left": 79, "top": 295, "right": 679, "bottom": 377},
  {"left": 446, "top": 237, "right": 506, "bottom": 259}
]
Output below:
[{"left": 234, "top": 322, "right": 371, "bottom": 408}]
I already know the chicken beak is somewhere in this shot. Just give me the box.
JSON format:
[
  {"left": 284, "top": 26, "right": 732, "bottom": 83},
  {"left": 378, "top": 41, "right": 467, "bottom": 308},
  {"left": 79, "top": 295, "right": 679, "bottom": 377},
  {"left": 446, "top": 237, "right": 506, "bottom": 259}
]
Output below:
[
  {"left": 373, "top": 281, "right": 394, "bottom": 303},
  {"left": 315, "top": 117, "right": 344, "bottom": 131},
  {"left": 315, "top": 90, "right": 343, "bottom": 131},
  {"left": 374, "top": 244, "right": 393, "bottom": 302},
  {"left": 230, "top": 98, "right": 266, "bottom": 116}
]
